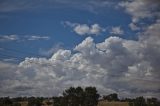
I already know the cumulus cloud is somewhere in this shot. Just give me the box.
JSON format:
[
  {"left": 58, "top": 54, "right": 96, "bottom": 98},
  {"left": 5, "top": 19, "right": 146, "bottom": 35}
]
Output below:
[
  {"left": 119, "top": 0, "right": 160, "bottom": 31},
  {"left": 110, "top": 26, "right": 124, "bottom": 35},
  {"left": 143, "top": 19, "right": 160, "bottom": 37},
  {"left": 63, "top": 21, "right": 105, "bottom": 36},
  {"left": 1, "top": 27, "right": 160, "bottom": 98},
  {"left": 0, "top": 0, "right": 160, "bottom": 98},
  {"left": 119, "top": 0, "right": 160, "bottom": 23}
]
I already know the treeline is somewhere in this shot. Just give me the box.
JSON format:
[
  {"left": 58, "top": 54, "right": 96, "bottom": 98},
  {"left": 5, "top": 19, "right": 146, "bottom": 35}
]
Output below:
[
  {"left": 0, "top": 96, "right": 45, "bottom": 106},
  {"left": 0, "top": 86, "right": 159, "bottom": 106},
  {"left": 102, "top": 93, "right": 159, "bottom": 106},
  {"left": 54, "top": 86, "right": 99, "bottom": 106}
]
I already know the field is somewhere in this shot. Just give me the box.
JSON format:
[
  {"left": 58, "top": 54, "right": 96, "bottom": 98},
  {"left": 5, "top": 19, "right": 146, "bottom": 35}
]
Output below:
[
  {"left": 19, "top": 101, "right": 28, "bottom": 106},
  {"left": 98, "top": 101, "right": 130, "bottom": 106},
  {"left": 19, "top": 101, "right": 130, "bottom": 106}
]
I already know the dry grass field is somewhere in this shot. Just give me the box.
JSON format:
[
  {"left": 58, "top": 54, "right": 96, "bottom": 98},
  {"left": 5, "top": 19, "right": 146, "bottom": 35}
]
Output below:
[
  {"left": 18, "top": 100, "right": 131, "bottom": 106},
  {"left": 19, "top": 101, "right": 28, "bottom": 106},
  {"left": 19, "top": 101, "right": 53, "bottom": 106},
  {"left": 98, "top": 101, "right": 130, "bottom": 106}
]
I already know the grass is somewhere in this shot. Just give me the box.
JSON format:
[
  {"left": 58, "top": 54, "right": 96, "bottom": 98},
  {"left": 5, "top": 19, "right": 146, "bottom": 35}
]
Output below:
[
  {"left": 19, "top": 100, "right": 130, "bottom": 106},
  {"left": 19, "top": 101, "right": 28, "bottom": 106},
  {"left": 98, "top": 101, "right": 129, "bottom": 106}
]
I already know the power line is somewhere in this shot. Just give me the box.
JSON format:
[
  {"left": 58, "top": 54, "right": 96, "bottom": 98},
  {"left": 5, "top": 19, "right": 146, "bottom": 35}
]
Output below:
[
  {"left": 0, "top": 53, "right": 25, "bottom": 61},
  {"left": 0, "top": 46, "right": 44, "bottom": 58}
]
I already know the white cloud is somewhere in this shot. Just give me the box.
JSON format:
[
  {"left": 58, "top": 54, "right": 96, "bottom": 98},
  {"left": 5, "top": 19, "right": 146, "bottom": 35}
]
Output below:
[
  {"left": 27, "top": 35, "right": 50, "bottom": 40},
  {"left": 0, "top": 35, "right": 19, "bottom": 41},
  {"left": 74, "top": 24, "right": 90, "bottom": 35},
  {"left": 90, "top": 24, "right": 104, "bottom": 35},
  {"left": 129, "top": 23, "right": 140, "bottom": 31},
  {"left": 0, "top": 0, "right": 160, "bottom": 98},
  {"left": 1, "top": 27, "right": 160, "bottom": 98},
  {"left": 119, "top": 0, "right": 160, "bottom": 31},
  {"left": 0, "top": 34, "right": 50, "bottom": 42},
  {"left": 0, "top": 0, "right": 117, "bottom": 13},
  {"left": 119, "top": 0, "right": 160, "bottom": 23},
  {"left": 143, "top": 19, "right": 160, "bottom": 37},
  {"left": 50, "top": 49, "right": 71, "bottom": 61},
  {"left": 64, "top": 21, "right": 105, "bottom": 36},
  {"left": 110, "top": 26, "right": 124, "bottom": 35}
]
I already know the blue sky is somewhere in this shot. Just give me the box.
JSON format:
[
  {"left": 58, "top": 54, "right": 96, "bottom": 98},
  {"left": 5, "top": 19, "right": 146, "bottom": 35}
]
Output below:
[
  {"left": 0, "top": 0, "right": 160, "bottom": 98},
  {"left": 0, "top": 0, "right": 134, "bottom": 60}
]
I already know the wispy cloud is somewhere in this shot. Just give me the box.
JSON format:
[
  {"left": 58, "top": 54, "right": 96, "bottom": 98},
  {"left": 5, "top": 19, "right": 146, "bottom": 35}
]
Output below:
[
  {"left": 0, "top": 34, "right": 50, "bottom": 42},
  {"left": 2, "top": 58, "right": 18, "bottom": 62},
  {"left": 39, "top": 43, "right": 64, "bottom": 56},
  {"left": 0, "top": 35, "right": 19, "bottom": 41},
  {"left": 0, "top": 0, "right": 118, "bottom": 13},
  {"left": 26, "top": 36, "right": 50, "bottom": 41}
]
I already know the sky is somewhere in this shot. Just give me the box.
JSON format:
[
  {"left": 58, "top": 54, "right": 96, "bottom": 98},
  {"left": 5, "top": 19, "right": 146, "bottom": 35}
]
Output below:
[{"left": 0, "top": 0, "right": 160, "bottom": 98}]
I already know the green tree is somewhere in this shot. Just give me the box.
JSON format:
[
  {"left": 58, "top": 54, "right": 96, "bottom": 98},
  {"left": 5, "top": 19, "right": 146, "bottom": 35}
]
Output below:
[
  {"left": 12, "top": 102, "right": 21, "bottom": 106},
  {"left": 2, "top": 97, "right": 13, "bottom": 106},
  {"left": 75, "top": 87, "right": 85, "bottom": 106},
  {"left": 147, "top": 98, "right": 159, "bottom": 106},
  {"left": 53, "top": 97, "right": 66, "bottom": 106},
  {"left": 28, "top": 97, "right": 43, "bottom": 106},
  {"left": 57, "top": 86, "right": 99, "bottom": 106},
  {"left": 63, "top": 87, "right": 84, "bottom": 106},
  {"left": 63, "top": 87, "right": 77, "bottom": 106},
  {"left": 103, "top": 93, "right": 119, "bottom": 101},
  {"left": 84, "top": 87, "right": 100, "bottom": 106},
  {"left": 134, "top": 96, "right": 146, "bottom": 106}
]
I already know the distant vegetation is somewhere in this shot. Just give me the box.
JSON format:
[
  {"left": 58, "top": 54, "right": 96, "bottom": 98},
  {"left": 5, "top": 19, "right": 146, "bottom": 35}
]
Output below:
[{"left": 0, "top": 86, "right": 159, "bottom": 106}]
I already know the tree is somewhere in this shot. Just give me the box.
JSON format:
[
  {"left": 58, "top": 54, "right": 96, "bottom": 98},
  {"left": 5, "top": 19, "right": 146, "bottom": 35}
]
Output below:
[
  {"left": 12, "top": 102, "right": 21, "bottom": 106},
  {"left": 53, "top": 97, "right": 66, "bottom": 106},
  {"left": 28, "top": 97, "right": 43, "bottom": 106},
  {"left": 84, "top": 87, "right": 100, "bottom": 106},
  {"left": 103, "top": 93, "right": 119, "bottom": 101},
  {"left": 147, "top": 98, "right": 159, "bottom": 106},
  {"left": 134, "top": 96, "right": 146, "bottom": 106},
  {"left": 63, "top": 87, "right": 77, "bottom": 106},
  {"left": 2, "top": 97, "right": 13, "bottom": 106},
  {"left": 56, "top": 86, "right": 99, "bottom": 106},
  {"left": 63, "top": 86, "right": 84, "bottom": 106},
  {"left": 75, "top": 87, "right": 85, "bottom": 106}
]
